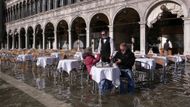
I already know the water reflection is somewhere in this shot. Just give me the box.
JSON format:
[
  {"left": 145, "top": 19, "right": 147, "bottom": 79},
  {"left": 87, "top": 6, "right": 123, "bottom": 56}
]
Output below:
[{"left": 1, "top": 61, "right": 190, "bottom": 107}]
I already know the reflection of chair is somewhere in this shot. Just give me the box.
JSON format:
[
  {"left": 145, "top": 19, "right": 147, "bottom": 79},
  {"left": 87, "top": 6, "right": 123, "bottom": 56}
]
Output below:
[
  {"left": 134, "top": 61, "right": 152, "bottom": 88},
  {"left": 186, "top": 55, "right": 190, "bottom": 64},
  {"left": 154, "top": 57, "right": 167, "bottom": 84}
]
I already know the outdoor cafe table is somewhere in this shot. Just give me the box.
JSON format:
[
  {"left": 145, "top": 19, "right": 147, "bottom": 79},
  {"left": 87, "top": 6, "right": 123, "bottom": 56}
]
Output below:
[
  {"left": 135, "top": 58, "right": 156, "bottom": 70},
  {"left": 90, "top": 66, "right": 121, "bottom": 88},
  {"left": 57, "top": 59, "right": 81, "bottom": 74},
  {"left": 51, "top": 52, "right": 61, "bottom": 59},
  {"left": 167, "top": 55, "right": 186, "bottom": 63},
  {"left": 36, "top": 56, "right": 57, "bottom": 68},
  {"left": 16, "top": 54, "right": 33, "bottom": 61}
]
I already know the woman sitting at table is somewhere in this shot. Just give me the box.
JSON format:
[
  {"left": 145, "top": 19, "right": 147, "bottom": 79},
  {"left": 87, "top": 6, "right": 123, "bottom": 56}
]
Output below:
[
  {"left": 82, "top": 48, "right": 100, "bottom": 75},
  {"left": 113, "top": 42, "right": 136, "bottom": 94}
]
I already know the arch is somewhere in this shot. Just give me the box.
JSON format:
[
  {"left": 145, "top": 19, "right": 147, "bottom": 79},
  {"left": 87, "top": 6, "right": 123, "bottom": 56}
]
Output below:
[
  {"left": 45, "top": 22, "right": 54, "bottom": 49},
  {"left": 69, "top": 16, "right": 87, "bottom": 29},
  {"left": 112, "top": 6, "right": 141, "bottom": 25},
  {"left": 89, "top": 13, "right": 110, "bottom": 49},
  {"left": 27, "top": 26, "right": 34, "bottom": 49},
  {"left": 56, "top": 20, "right": 69, "bottom": 49},
  {"left": 144, "top": 0, "right": 188, "bottom": 21},
  {"left": 35, "top": 24, "right": 43, "bottom": 49},
  {"left": 113, "top": 8, "right": 140, "bottom": 50},
  {"left": 20, "top": 28, "right": 26, "bottom": 49},
  {"left": 145, "top": 0, "right": 185, "bottom": 54},
  {"left": 88, "top": 11, "right": 111, "bottom": 26},
  {"left": 71, "top": 17, "right": 86, "bottom": 49}
]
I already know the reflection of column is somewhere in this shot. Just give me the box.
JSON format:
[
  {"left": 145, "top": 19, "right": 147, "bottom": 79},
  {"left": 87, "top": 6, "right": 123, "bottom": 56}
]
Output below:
[
  {"left": 25, "top": 33, "right": 28, "bottom": 49},
  {"left": 68, "top": 29, "right": 72, "bottom": 50},
  {"left": 12, "top": 35, "right": 15, "bottom": 49},
  {"left": 183, "top": 18, "right": 190, "bottom": 55},
  {"left": 18, "top": 34, "right": 21, "bottom": 49},
  {"left": 33, "top": 33, "right": 35, "bottom": 49},
  {"left": 7, "top": 35, "right": 9, "bottom": 49},
  {"left": 108, "top": 25, "right": 113, "bottom": 39},
  {"left": 85, "top": 27, "right": 90, "bottom": 48},
  {"left": 139, "top": 22, "right": 146, "bottom": 54},
  {"left": 42, "top": 30, "right": 45, "bottom": 49},
  {"left": 54, "top": 29, "right": 57, "bottom": 49}
]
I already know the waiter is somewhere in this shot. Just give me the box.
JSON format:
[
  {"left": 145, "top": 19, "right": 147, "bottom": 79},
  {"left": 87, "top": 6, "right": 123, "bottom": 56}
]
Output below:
[{"left": 98, "top": 30, "right": 114, "bottom": 63}]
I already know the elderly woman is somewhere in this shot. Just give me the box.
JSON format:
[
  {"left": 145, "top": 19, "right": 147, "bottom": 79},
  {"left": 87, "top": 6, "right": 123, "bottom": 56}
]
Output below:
[{"left": 82, "top": 48, "right": 100, "bottom": 75}]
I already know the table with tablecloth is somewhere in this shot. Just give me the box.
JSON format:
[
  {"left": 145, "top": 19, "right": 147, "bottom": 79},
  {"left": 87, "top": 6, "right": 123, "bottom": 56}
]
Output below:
[
  {"left": 90, "top": 66, "right": 121, "bottom": 87},
  {"left": 57, "top": 59, "right": 81, "bottom": 74},
  {"left": 36, "top": 56, "right": 57, "bottom": 68},
  {"left": 135, "top": 58, "right": 156, "bottom": 70},
  {"left": 51, "top": 52, "right": 61, "bottom": 59},
  {"left": 17, "top": 54, "right": 33, "bottom": 61}
]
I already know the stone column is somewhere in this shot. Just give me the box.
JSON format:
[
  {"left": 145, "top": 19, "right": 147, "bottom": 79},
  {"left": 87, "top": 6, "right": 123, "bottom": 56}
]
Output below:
[
  {"left": 183, "top": 18, "right": 190, "bottom": 55},
  {"left": 33, "top": 33, "right": 35, "bottom": 49},
  {"left": 18, "top": 34, "right": 21, "bottom": 49},
  {"left": 42, "top": 0, "right": 46, "bottom": 11},
  {"left": 48, "top": 0, "right": 50, "bottom": 10},
  {"left": 85, "top": 27, "right": 90, "bottom": 48},
  {"left": 21, "top": 4, "right": 25, "bottom": 18},
  {"left": 33, "top": 1, "right": 36, "bottom": 14},
  {"left": 60, "top": 0, "right": 63, "bottom": 6},
  {"left": 54, "top": 0, "right": 58, "bottom": 8},
  {"left": 17, "top": 6, "right": 20, "bottom": 19},
  {"left": 37, "top": 0, "right": 40, "bottom": 13},
  {"left": 54, "top": 29, "right": 57, "bottom": 49},
  {"left": 42, "top": 30, "right": 45, "bottom": 49},
  {"left": 139, "top": 22, "right": 146, "bottom": 54},
  {"left": 108, "top": 25, "right": 113, "bottom": 39},
  {"left": 68, "top": 0, "right": 71, "bottom": 4},
  {"left": 68, "top": 29, "right": 72, "bottom": 50}
]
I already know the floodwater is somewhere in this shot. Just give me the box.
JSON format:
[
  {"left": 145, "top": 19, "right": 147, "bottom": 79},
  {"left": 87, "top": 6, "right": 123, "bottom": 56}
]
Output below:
[
  {"left": 0, "top": 79, "right": 45, "bottom": 107},
  {"left": 1, "top": 61, "right": 190, "bottom": 107}
]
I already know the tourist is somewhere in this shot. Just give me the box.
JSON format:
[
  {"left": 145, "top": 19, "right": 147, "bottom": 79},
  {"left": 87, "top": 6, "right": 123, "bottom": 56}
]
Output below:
[
  {"left": 98, "top": 30, "right": 114, "bottom": 63},
  {"left": 83, "top": 48, "right": 100, "bottom": 75},
  {"left": 113, "top": 42, "right": 136, "bottom": 94},
  {"left": 163, "top": 39, "right": 170, "bottom": 56}
]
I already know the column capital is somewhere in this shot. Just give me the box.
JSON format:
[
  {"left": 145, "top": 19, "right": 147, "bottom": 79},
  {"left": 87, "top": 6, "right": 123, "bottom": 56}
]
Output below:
[
  {"left": 183, "top": 17, "right": 190, "bottom": 24},
  {"left": 138, "top": 21, "right": 147, "bottom": 25}
]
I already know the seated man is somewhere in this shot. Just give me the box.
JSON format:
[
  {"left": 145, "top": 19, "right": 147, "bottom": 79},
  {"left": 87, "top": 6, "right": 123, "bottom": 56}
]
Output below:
[{"left": 113, "top": 43, "right": 136, "bottom": 94}]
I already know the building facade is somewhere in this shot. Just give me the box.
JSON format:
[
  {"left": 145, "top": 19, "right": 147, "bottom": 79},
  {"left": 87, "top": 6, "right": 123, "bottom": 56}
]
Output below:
[{"left": 4, "top": 0, "right": 190, "bottom": 55}]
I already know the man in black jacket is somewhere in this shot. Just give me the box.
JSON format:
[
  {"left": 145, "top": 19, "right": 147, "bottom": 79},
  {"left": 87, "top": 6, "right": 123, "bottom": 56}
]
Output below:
[{"left": 113, "top": 42, "right": 136, "bottom": 93}]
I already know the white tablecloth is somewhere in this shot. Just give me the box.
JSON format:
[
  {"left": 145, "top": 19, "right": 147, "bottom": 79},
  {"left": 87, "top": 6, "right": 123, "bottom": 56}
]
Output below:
[
  {"left": 36, "top": 57, "right": 56, "bottom": 68},
  {"left": 90, "top": 66, "right": 121, "bottom": 87},
  {"left": 167, "top": 55, "right": 185, "bottom": 63},
  {"left": 51, "top": 52, "right": 61, "bottom": 59},
  {"left": 17, "top": 54, "right": 33, "bottom": 61},
  {"left": 57, "top": 59, "right": 81, "bottom": 74},
  {"left": 152, "top": 56, "right": 168, "bottom": 66},
  {"left": 135, "top": 53, "right": 146, "bottom": 58},
  {"left": 135, "top": 58, "right": 156, "bottom": 70},
  {"left": 74, "top": 52, "right": 83, "bottom": 60}
]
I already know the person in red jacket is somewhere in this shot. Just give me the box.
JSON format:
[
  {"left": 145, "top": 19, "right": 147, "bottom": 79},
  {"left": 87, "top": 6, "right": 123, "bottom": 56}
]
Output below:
[{"left": 83, "top": 48, "right": 100, "bottom": 75}]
